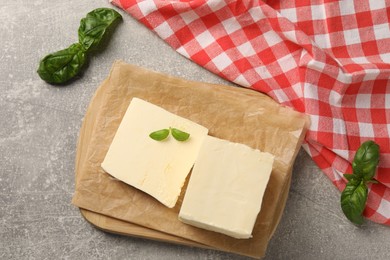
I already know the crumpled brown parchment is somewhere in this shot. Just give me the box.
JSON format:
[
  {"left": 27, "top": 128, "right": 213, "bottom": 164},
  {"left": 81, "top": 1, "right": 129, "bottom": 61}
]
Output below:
[{"left": 72, "top": 60, "right": 309, "bottom": 259}]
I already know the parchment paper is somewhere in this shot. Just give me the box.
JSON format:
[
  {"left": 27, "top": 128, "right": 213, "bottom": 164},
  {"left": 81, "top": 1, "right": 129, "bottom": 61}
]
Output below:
[{"left": 72, "top": 60, "right": 309, "bottom": 258}]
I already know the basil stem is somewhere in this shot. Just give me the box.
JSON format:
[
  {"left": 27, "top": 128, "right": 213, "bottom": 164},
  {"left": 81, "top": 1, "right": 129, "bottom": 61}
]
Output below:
[
  {"left": 149, "top": 129, "right": 170, "bottom": 141},
  {"left": 171, "top": 127, "right": 190, "bottom": 142},
  {"left": 37, "top": 8, "right": 122, "bottom": 85},
  {"left": 343, "top": 174, "right": 354, "bottom": 182}
]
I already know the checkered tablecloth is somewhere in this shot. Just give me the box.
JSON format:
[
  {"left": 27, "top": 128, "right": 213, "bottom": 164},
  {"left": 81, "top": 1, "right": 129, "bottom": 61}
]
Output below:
[{"left": 110, "top": 0, "right": 390, "bottom": 225}]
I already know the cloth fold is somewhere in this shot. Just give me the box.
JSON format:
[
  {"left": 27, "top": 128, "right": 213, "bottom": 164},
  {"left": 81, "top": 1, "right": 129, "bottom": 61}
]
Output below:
[{"left": 110, "top": 0, "right": 390, "bottom": 225}]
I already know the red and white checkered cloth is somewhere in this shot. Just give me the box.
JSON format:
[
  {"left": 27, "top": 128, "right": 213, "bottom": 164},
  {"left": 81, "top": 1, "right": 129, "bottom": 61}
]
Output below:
[{"left": 110, "top": 0, "right": 390, "bottom": 225}]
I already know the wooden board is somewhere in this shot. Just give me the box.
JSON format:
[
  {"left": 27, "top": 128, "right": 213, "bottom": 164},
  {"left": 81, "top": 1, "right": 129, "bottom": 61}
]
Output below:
[{"left": 73, "top": 61, "right": 308, "bottom": 259}]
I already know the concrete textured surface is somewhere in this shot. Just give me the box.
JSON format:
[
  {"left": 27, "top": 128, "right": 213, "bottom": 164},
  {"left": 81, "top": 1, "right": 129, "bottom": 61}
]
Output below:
[{"left": 1, "top": 1, "right": 389, "bottom": 259}]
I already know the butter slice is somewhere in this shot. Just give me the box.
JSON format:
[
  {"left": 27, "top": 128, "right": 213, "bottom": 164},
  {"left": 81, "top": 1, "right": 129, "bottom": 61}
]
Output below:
[
  {"left": 101, "top": 98, "right": 208, "bottom": 208},
  {"left": 179, "top": 136, "right": 274, "bottom": 239}
]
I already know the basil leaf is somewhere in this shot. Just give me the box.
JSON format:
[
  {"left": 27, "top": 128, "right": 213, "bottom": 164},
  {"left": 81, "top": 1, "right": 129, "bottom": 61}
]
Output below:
[
  {"left": 352, "top": 140, "right": 380, "bottom": 181},
  {"left": 149, "top": 129, "right": 170, "bottom": 141},
  {"left": 171, "top": 128, "right": 190, "bottom": 142},
  {"left": 78, "top": 8, "right": 122, "bottom": 51},
  {"left": 340, "top": 178, "right": 368, "bottom": 225},
  {"left": 37, "top": 43, "right": 86, "bottom": 84}
]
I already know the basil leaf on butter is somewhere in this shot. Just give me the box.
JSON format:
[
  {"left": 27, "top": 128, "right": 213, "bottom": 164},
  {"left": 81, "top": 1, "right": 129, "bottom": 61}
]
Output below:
[
  {"left": 171, "top": 127, "right": 190, "bottom": 142},
  {"left": 78, "top": 8, "right": 122, "bottom": 51},
  {"left": 340, "top": 177, "right": 368, "bottom": 225},
  {"left": 149, "top": 129, "right": 170, "bottom": 141},
  {"left": 37, "top": 43, "right": 86, "bottom": 85}
]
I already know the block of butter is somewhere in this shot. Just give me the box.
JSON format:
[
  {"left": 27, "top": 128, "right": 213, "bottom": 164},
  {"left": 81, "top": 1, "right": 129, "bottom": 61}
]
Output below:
[
  {"left": 179, "top": 135, "right": 274, "bottom": 239},
  {"left": 101, "top": 98, "right": 208, "bottom": 208}
]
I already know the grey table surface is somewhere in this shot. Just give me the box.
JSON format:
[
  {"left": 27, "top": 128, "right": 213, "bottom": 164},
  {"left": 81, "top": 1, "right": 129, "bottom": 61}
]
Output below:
[{"left": 1, "top": 1, "right": 389, "bottom": 259}]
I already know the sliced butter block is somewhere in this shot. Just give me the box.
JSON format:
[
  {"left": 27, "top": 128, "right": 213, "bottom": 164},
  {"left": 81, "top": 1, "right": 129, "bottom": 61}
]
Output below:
[
  {"left": 179, "top": 135, "right": 274, "bottom": 239},
  {"left": 101, "top": 97, "right": 208, "bottom": 208}
]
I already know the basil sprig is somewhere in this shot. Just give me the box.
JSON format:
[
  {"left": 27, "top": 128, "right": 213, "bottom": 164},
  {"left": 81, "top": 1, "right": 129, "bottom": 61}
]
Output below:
[
  {"left": 37, "top": 8, "right": 122, "bottom": 85},
  {"left": 341, "top": 140, "right": 380, "bottom": 225},
  {"left": 149, "top": 127, "right": 190, "bottom": 142}
]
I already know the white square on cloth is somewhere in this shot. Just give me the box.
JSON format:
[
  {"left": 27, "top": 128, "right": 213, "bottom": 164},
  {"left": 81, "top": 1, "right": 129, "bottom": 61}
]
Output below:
[
  {"left": 279, "top": 8, "right": 298, "bottom": 23},
  {"left": 307, "top": 60, "right": 326, "bottom": 72},
  {"left": 369, "top": 0, "right": 386, "bottom": 11},
  {"left": 351, "top": 56, "right": 370, "bottom": 64},
  {"left": 336, "top": 69, "right": 352, "bottom": 84},
  {"left": 180, "top": 10, "right": 200, "bottom": 24},
  {"left": 355, "top": 94, "right": 372, "bottom": 109},
  {"left": 385, "top": 93, "right": 390, "bottom": 109},
  {"left": 363, "top": 69, "right": 380, "bottom": 81},
  {"left": 211, "top": 52, "right": 233, "bottom": 71},
  {"left": 314, "top": 33, "right": 331, "bottom": 49},
  {"left": 339, "top": 1, "right": 356, "bottom": 16},
  {"left": 233, "top": 74, "right": 250, "bottom": 87},
  {"left": 308, "top": 114, "right": 319, "bottom": 131},
  {"left": 237, "top": 41, "right": 257, "bottom": 57},
  {"left": 358, "top": 122, "right": 375, "bottom": 137},
  {"left": 196, "top": 30, "right": 215, "bottom": 48},
  {"left": 248, "top": 5, "right": 265, "bottom": 22},
  {"left": 154, "top": 21, "right": 175, "bottom": 40},
  {"left": 344, "top": 28, "right": 361, "bottom": 45},
  {"left": 304, "top": 83, "right": 319, "bottom": 100},
  {"left": 277, "top": 54, "right": 297, "bottom": 73},
  {"left": 272, "top": 89, "right": 289, "bottom": 103},
  {"left": 377, "top": 199, "right": 390, "bottom": 219},
  {"left": 254, "top": 65, "right": 273, "bottom": 79},
  {"left": 137, "top": 0, "right": 157, "bottom": 16},
  {"left": 262, "top": 30, "right": 283, "bottom": 47},
  {"left": 333, "top": 118, "right": 346, "bottom": 135},
  {"left": 311, "top": 4, "right": 327, "bottom": 20},
  {"left": 329, "top": 90, "right": 342, "bottom": 107},
  {"left": 373, "top": 23, "right": 390, "bottom": 40},
  {"left": 221, "top": 17, "right": 241, "bottom": 34},
  {"left": 380, "top": 53, "right": 390, "bottom": 63}
]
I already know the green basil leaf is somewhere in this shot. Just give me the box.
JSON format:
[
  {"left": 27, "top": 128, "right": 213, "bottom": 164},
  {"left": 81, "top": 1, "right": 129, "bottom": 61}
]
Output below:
[
  {"left": 352, "top": 140, "right": 380, "bottom": 180},
  {"left": 37, "top": 43, "right": 86, "bottom": 84},
  {"left": 78, "top": 8, "right": 122, "bottom": 51},
  {"left": 340, "top": 178, "right": 368, "bottom": 225},
  {"left": 149, "top": 129, "right": 170, "bottom": 141},
  {"left": 171, "top": 128, "right": 190, "bottom": 142}
]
